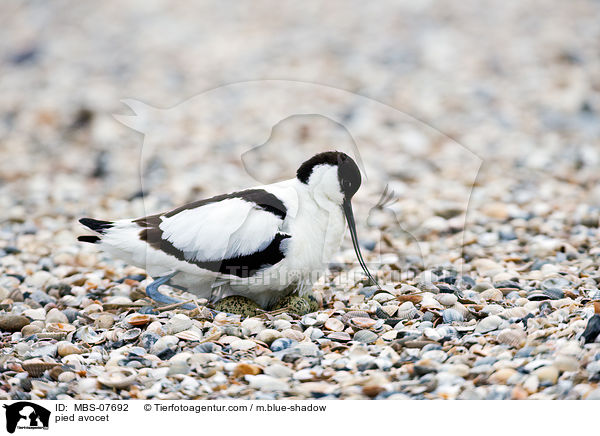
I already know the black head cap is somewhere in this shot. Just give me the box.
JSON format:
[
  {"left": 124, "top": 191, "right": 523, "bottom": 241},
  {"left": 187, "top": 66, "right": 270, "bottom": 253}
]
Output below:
[{"left": 297, "top": 151, "right": 362, "bottom": 199}]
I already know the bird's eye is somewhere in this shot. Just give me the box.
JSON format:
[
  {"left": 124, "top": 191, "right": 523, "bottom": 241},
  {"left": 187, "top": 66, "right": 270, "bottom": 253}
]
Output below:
[{"left": 343, "top": 180, "right": 352, "bottom": 189}]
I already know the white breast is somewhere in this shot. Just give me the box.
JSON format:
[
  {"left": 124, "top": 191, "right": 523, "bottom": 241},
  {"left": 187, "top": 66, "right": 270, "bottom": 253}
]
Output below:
[{"left": 282, "top": 181, "right": 346, "bottom": 283}]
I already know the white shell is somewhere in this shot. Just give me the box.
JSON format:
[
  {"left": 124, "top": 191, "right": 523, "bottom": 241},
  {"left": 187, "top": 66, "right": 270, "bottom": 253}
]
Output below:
[
  {"left": 475, "top": 315, "right": 503, "bottom": 334},
  {"left": 98, "top": 367, "right": 137, "bottom": 389}
]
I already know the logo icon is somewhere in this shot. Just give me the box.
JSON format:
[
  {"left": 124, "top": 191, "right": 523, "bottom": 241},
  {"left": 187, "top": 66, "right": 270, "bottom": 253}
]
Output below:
[{"left": 3, "top": 402, "right": 50, "bottom": 433}]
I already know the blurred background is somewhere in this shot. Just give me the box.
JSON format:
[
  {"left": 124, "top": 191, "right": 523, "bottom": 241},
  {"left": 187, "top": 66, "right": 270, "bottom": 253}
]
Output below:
[{"left": 1, "top": 0, "right": 599, "bottom": 271}]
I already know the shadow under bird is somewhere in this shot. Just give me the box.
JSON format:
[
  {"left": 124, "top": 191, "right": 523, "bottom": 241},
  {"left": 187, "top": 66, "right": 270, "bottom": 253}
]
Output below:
[{"left": 78, "top": 151, "right": 379, "bottom": 310}]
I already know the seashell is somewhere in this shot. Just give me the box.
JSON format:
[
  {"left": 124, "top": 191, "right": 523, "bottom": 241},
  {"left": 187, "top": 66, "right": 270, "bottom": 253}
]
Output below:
[
  {"left": 301, "top": 315, "right": 317, "bottom": 327},
  {"left": 121, "top": 328, "right": 142, "bottom": 342},
  {"left": 94, "top": 314, "right": 114, "bottom": 329},
  {"left": 57, "top": 341, "right": 84, "bottom": 357},
  {"left": 37, "top": 332, "right": 67, "bottom": 340},
  {"left": 353, "top": 329, "right": 378, "bottom": 343},
  {"left": 435, "top": 294, "right": 458, "bottom": 307},
  {"left": 82, "top": 303, "right": 103, "bottom": 314},
  {"left": 372, "top": 319, "right": 386, "bottom": 331},
  {"left": 125, "top": 313, "right": 153, "bottom": 326},
  {"left": 423, "top": 328, "right": 442, "bottom": 341},
  {"left": 396, "top": 294, "right": 423, "bottom": 304},
  {"left": 46, "top": 322, "right": 76, "bottom": 334},
  {"left": 241, "top": 318, "right": 265, "bottom": 335},
  {"left": 372, "top": 292, "right": 396, "bottom": 304},
  {"left": 480, "top": 288, "right": 503, "bottom": 301},
  {"left": 436, "top": 325, "right": 459, "bottom": 339},
  {"left": 398, "top": 301, "right": 415, "bottom": 310},
  {"left": 324, "top": 318, "right": 344, "bottom": 332},
  {"left": 527, "top": 289, "right": 563, "bottom": 301},
  {"left": 195, "top": 342, "right": 222, "bottom": 353},
  {"left": 481, "top": 304, "right": 504, "bottom": 315},
  {"left": 396, "top": 307, "right": 419, "bottom": 320},
  {"left": 327, "top": 331, "right": 352, "bottom": 342},
  {"left": 497, "top": 328, "right": 526, "bottom": 347},
  {"left": 166, "top": 314, "right": 193, "bottom": 334},
  {"left": 79, "top": 326, "right": 106, "bottom": 345},
  {"left": 21, "top": 360, "right": 61, "bottom": 377},
  {"left": 21, "top": 325, "right": 43, "bottom": 337},
  {"left": 442, "top": 308, "right": 464, "bottom": 323},
  {"left": 270, "top": 338, "right": 295, "bottom": 352},
  {"left": 542, "top": 288, "right": 564, "bottom": 300},
  {"left": 381, "top": 305, "right": 398, "bottom": 317},
  {"left": 450, "top": 302, "right": 470, "bottom": 318},
  {"left": 501, "top": 307, "right": 529, "bottom": 319},
  {"left": 342, "top": 311, "right": 371, "bottom": 324},
  {"left": 351, "top": 317, "right": 377, "bottom": 329},
  {"left": 541, "top": 277, "right": 570, "bottom": 290},
  {"left": 454, "top": 320, "right": 477, "bottom": 332},
  {"left": 381, "top": 330, "right": 400, "bottom": 341},
  {"left": 384, "top": 318, "right": 402, "bottom": 327},
  {"left": 282, "top": 329, "right": 305, "bottom": 342},
  {"left": 102, "top": 328, "right": 122, "bottom": 342},
  {"left": 98, "top": 367, "right": 137, "bottom": 389},
  {"left": 420, "top": 296, "right": 443, "bottom": 310},
  {"left": 176, "top": 330, "right": 202, "bottom": 341},
  {"left": 375, "top": 306, "right": 390, "bottom": 319},
  {"left": 475, "top": 315, "right": 503, "bottom": 334},
  {"left": 550, "top": 298, "right": 574, "bottom": 309}
]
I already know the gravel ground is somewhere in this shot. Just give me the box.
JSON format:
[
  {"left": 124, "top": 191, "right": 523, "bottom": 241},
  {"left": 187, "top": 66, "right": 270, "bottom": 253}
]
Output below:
[{"left": 1, "top": 0, "right": 600, "bottom": 400}]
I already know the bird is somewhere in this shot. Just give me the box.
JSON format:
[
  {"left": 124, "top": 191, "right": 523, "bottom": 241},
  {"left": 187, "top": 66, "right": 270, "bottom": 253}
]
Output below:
[{"left": 78, "top": 151, "right": 379, "bottom": 312}]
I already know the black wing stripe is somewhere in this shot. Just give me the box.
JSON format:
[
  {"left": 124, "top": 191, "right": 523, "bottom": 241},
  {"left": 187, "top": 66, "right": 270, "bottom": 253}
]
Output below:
[
  {"left": 139, "top": 228, "right": 290, "bottom": 278},
  {"left": 157, "top": 189, "right": 287, "bottom": 220}
]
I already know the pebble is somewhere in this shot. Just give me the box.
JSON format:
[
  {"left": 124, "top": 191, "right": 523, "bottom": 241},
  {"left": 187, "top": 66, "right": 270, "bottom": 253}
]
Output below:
[
  {"left": 241, "top": 318, "right": 265, "bottom": 335},
  {"left": 167, "top": 360, "right": 190, "bottom": 376},
  {"left": 233, "top": 363, "right": 261, "bottom": 377},
  {"left": 94, "top": 314, "right": 114, "bottom": 329},
  {"left": 21, "top": 324, "right": 42, "bottom": 336},
  {"left": 27, "top": 271, "right": 53, "bottom": 288},
  {"left": 255, "top": 329, "right": 282, "bottom": 345},
  {"left": 58, "top": 372, "right": 76, "bottom": 383},
  {"left": 532, "top": 366, "right": 559, "bottom": 385},
  {"left": 282, "top": 329, "right": 304, "bottom": 342},
  {"left": 23, "top": 309, "right": 46, "bottom": 321},
  {"left": 490, "top": 368, "right": 519, "bottom": 384},
  {"left": 295, "top": 342, "right": 319, "bottom": 357},
  {"left": 45, "top": 308, "right": 68, "bottom": 324},
  {"left": 554, "top": 355, "right": 579, "bottom": 372},
  {"left": 0, "top": 315, "right": 31, "bottom": 332},
  {"left": 264, "top": 364, "right": 293, "bottom": 378},
  {"left": 246, "top": 375, "right": 288, "bottom": 391},
  {"left": 270, "top": 338, "right": 295, "bottom": 352}
]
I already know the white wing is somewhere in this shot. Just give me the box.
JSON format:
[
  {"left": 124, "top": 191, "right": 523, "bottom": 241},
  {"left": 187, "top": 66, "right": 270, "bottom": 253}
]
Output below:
[{"left": 160, "top": 197, "right": 283, "bottom": 261}]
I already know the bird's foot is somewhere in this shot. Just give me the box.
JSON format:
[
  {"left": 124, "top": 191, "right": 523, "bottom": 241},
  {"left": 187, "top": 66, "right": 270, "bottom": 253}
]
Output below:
[{"left": 145, "top": 272, "right": 196, "bottom": 310}]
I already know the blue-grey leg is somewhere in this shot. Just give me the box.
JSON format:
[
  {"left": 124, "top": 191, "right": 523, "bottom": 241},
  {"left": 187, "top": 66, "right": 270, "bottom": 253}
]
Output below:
[{"left": 145, "top": 271, "right": 196, "bottom": 310}]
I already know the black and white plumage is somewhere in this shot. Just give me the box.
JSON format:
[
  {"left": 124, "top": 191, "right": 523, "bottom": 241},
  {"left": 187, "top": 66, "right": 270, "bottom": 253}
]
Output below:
[{"left": 78, "top": 151, "right": 378, "bottom": 309}]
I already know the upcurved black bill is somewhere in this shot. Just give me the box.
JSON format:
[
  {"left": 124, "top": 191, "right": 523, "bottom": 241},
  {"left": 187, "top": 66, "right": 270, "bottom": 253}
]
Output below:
[{"left": 343, "top": 199, "right": 381, "bottom": 289}]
